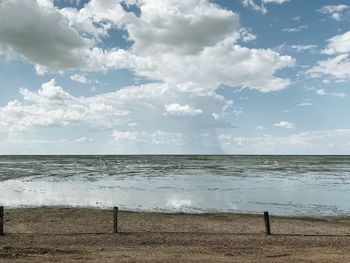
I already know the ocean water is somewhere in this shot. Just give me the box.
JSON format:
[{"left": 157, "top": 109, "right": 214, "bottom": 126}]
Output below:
[{"left": 0, "top": 155, "right": 350, "bottom": 216}]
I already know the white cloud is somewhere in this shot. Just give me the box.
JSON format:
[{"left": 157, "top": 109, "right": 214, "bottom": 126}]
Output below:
[
  {"left": 8, "top": 0, "right": 295, "bottom": 93},
  {"left": 0, "top": 79, "right": 127, "bottom": 132},
  {"left": 37, "top": 0, "right": 54, "bottom": 8},
  {"left": 242, "top": 0, "right": 267, "bottom": 13},
  {"left": 242, "top": 0, "right": 289, "bottom": 14},
  {"left": 60, "top": 0, "right": 127, "bottom": 40},
  {"left": 282, "top": 25, "right": 308, "bottom": 33},
  {"left": 0, "top": 136, "right": 99, "bottom": 154},
  {"left": 112, "top": 130, "right": 184, "bottom": 146},
  {"left": 0, "top": 0, "right": 92, "bottom": 72},
  {"left": 0, "top": 78, "right": 238, "bottom": 153},
  {"left": 290, "top": 16, "right": 300, "bottom": 21},
  {"left": 297, "top": 102, "right": 312, "bottom": 107},
  {"left": 70, "top": 74, "right": 90, "bottom": 84},
  {"left": 262, "top": 0, "right": 289, "bottom": 3},
  {"left": 219, "top": 129, "right": 350, "bottom": 154},
  {"left": 0, "top": 0, "right": 295, "bottom": 93},
  {"left": 319, "top": 4, "right": 349, "bottom": 13},
  {"left": 273, "top": 121, "right": 294, "bottom": 129},
  {"left": 322, "top": 31, "right": 350, "bottom": 55},
  {"left": 318, "top": 4, "right": 349, "bottom": 21},
  {"left": 315, "top": 89, "right": 326, "bottom": 96},
  {"left": 35, "top": 65, "right": 49, "bottom": 75},
  {"left": 165, "top": 104, "right": 203, "bottom": 116},
  {"left": 290, "top": 45, "right": 317, "bottom": 52},
  {"left": 122, "top": 0, "right": 295, "bottom": 92},
  {"left": 110, "top": 130, "right": 228, "bottom": 153},
  {"left": 3, "top": 128, "right": 350, "bottom": 155},
  {"left": 124, "top": 0, "right": 240, "bottom": 55},
  {"left": 0, "top": 79, "right": 233, "bottom": 133},
  {"left": 123, "top": 42, "right": 295, "bottom": 93},
  {"left": 82, "top": 0, "right": 295, "bottom": 93},
  {"left": 74, "top": 136, "right": 92, "bottom": 143},
  {"left": 0, "top": 0, "right": 132, "bottom": 73},
  {"left": 315, "top": 89, "right": 346, "bottom": 98},
  {"left": 239, "top": 28, "right": 257, "bottom": 42},
  {"left": 308, "top": 31, "right": 350, "bottom": 80},
  {"left": 308, "top": 54, "right": 350, "bottom": 80}
]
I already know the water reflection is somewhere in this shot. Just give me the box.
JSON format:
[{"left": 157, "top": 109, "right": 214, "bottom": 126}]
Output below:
[{"left": 0, "top": 155, "right": 349, "bottom": 216}]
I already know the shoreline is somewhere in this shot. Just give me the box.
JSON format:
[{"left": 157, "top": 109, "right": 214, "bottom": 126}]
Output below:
[
  {"left": 1, "top": 207, "right": 350, "bottom": 262},
  {"left": 2, "top": 205, "right": 349, "bottom": 218}
]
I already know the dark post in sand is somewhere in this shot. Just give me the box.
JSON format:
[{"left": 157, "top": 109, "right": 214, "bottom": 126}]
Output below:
[
  {"left": 264, "top": 211, "right": 271, "bottom": 235},
  {"left": 0, "top": 206, "right": 4, "bottom": 235},
  {"left": 113, "top": 207, "right": 119, "bottom": 233}
]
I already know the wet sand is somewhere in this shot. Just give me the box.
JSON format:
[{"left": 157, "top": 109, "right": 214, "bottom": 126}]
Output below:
[{"left": 1, "top": 207, "right": 350, "bottom": 262}]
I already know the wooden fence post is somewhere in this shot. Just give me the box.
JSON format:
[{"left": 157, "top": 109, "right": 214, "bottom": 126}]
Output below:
[
  {"left": 264, "top": 211, "right": 271, "bottom": 235},
  {"left": 113, "top": 207, "right": 119, "bottom": 233},
  {"left": 0, "top": 206, "right": 4, "bottom": 236}
]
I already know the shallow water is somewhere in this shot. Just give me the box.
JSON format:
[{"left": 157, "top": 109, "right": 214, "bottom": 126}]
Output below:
[{"left": 0, "top": 155, "right": 350, "bottom": 216}]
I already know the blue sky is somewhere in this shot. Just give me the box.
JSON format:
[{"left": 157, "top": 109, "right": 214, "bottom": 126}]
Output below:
[{"left": 0, "top": 0, "right": 349, "bottom": 154}]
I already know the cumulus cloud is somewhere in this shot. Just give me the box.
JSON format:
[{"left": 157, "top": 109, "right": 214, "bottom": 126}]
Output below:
[
  {"left": 124, "top": 42, "right": 295, "bottom": 93},
  {"left": 70, "top": 74, "right": 90, "bottom": 84},
  {"left": 308, "top": 31, "right": 350, "bottom": 80},
  {"left": 0, "top": 0, "right": 92, "bottom": 72},
  {"left": 0, "top": 0, "right": 299, "bottom": 154},
  {"left": 318, "top": 4, "right": 349, "bottom": 21},
  {"left": 273, "top": 121, "right": 294, "bottom": 129},
  {"left": 308, "top": 54, "right": 350, "bottom": 80},
  {"left": 79, "top": 0, "right": 295, "bottom": 93},
  {"left": 0, "top": 79, "right": 127, "bottom": 131},
  {"left": 124, "top": 0, "right": 239, "bottom": 55},
  {"left": 322, "top": 31, "right": 350, "bottom": 55},
  {"left": 164, "top": 104, "right": 203, "bottom": 116},
  {"left": 0, "top": 78, "right": 238, "bottom": 153},
  {"left": 242, "top": 0, "right": 267, "bottom": 13},
  {"left": 239, "top": 28, "right": 257, "bottom": 42},
  {"left": 0, "top": 0, "right": 295, "bottom": 93},
  {"left": 60, "top": 0, "right": 127, "bottom": 40},
  {"left": 101, "top": 0, "right": 294, "bottom": 93},
  {"left": 0, "top": 79, "right": 233, "bottom": 133},
  {"left": 242, "top": 0, "right": 289, "bottom": 14},
  {"left": 0, "top": 0, "right": 130, "bottom": 72}
]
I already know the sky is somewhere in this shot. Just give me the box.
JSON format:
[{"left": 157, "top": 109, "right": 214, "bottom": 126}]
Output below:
[{"left": 0, "top": 0, "right": 349, "bottom": 154}]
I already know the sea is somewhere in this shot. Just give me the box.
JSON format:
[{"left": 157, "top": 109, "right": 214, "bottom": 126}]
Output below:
[{"left": 0, "top": 155, "right": 350, "bottom": 216}]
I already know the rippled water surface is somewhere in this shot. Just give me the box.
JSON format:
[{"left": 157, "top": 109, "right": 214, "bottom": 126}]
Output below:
[{"left": 0, "top": 155, "right": 350, "bottom": 216}]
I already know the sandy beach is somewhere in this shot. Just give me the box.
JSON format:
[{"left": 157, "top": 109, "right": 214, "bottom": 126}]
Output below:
[{"left": 0, "top": 207, "right": 349, "bottom": 262}]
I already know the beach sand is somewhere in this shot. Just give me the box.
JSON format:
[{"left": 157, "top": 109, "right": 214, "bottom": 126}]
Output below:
[{"left": 1, "top": 207, "right": 350, "bottom": 262}]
